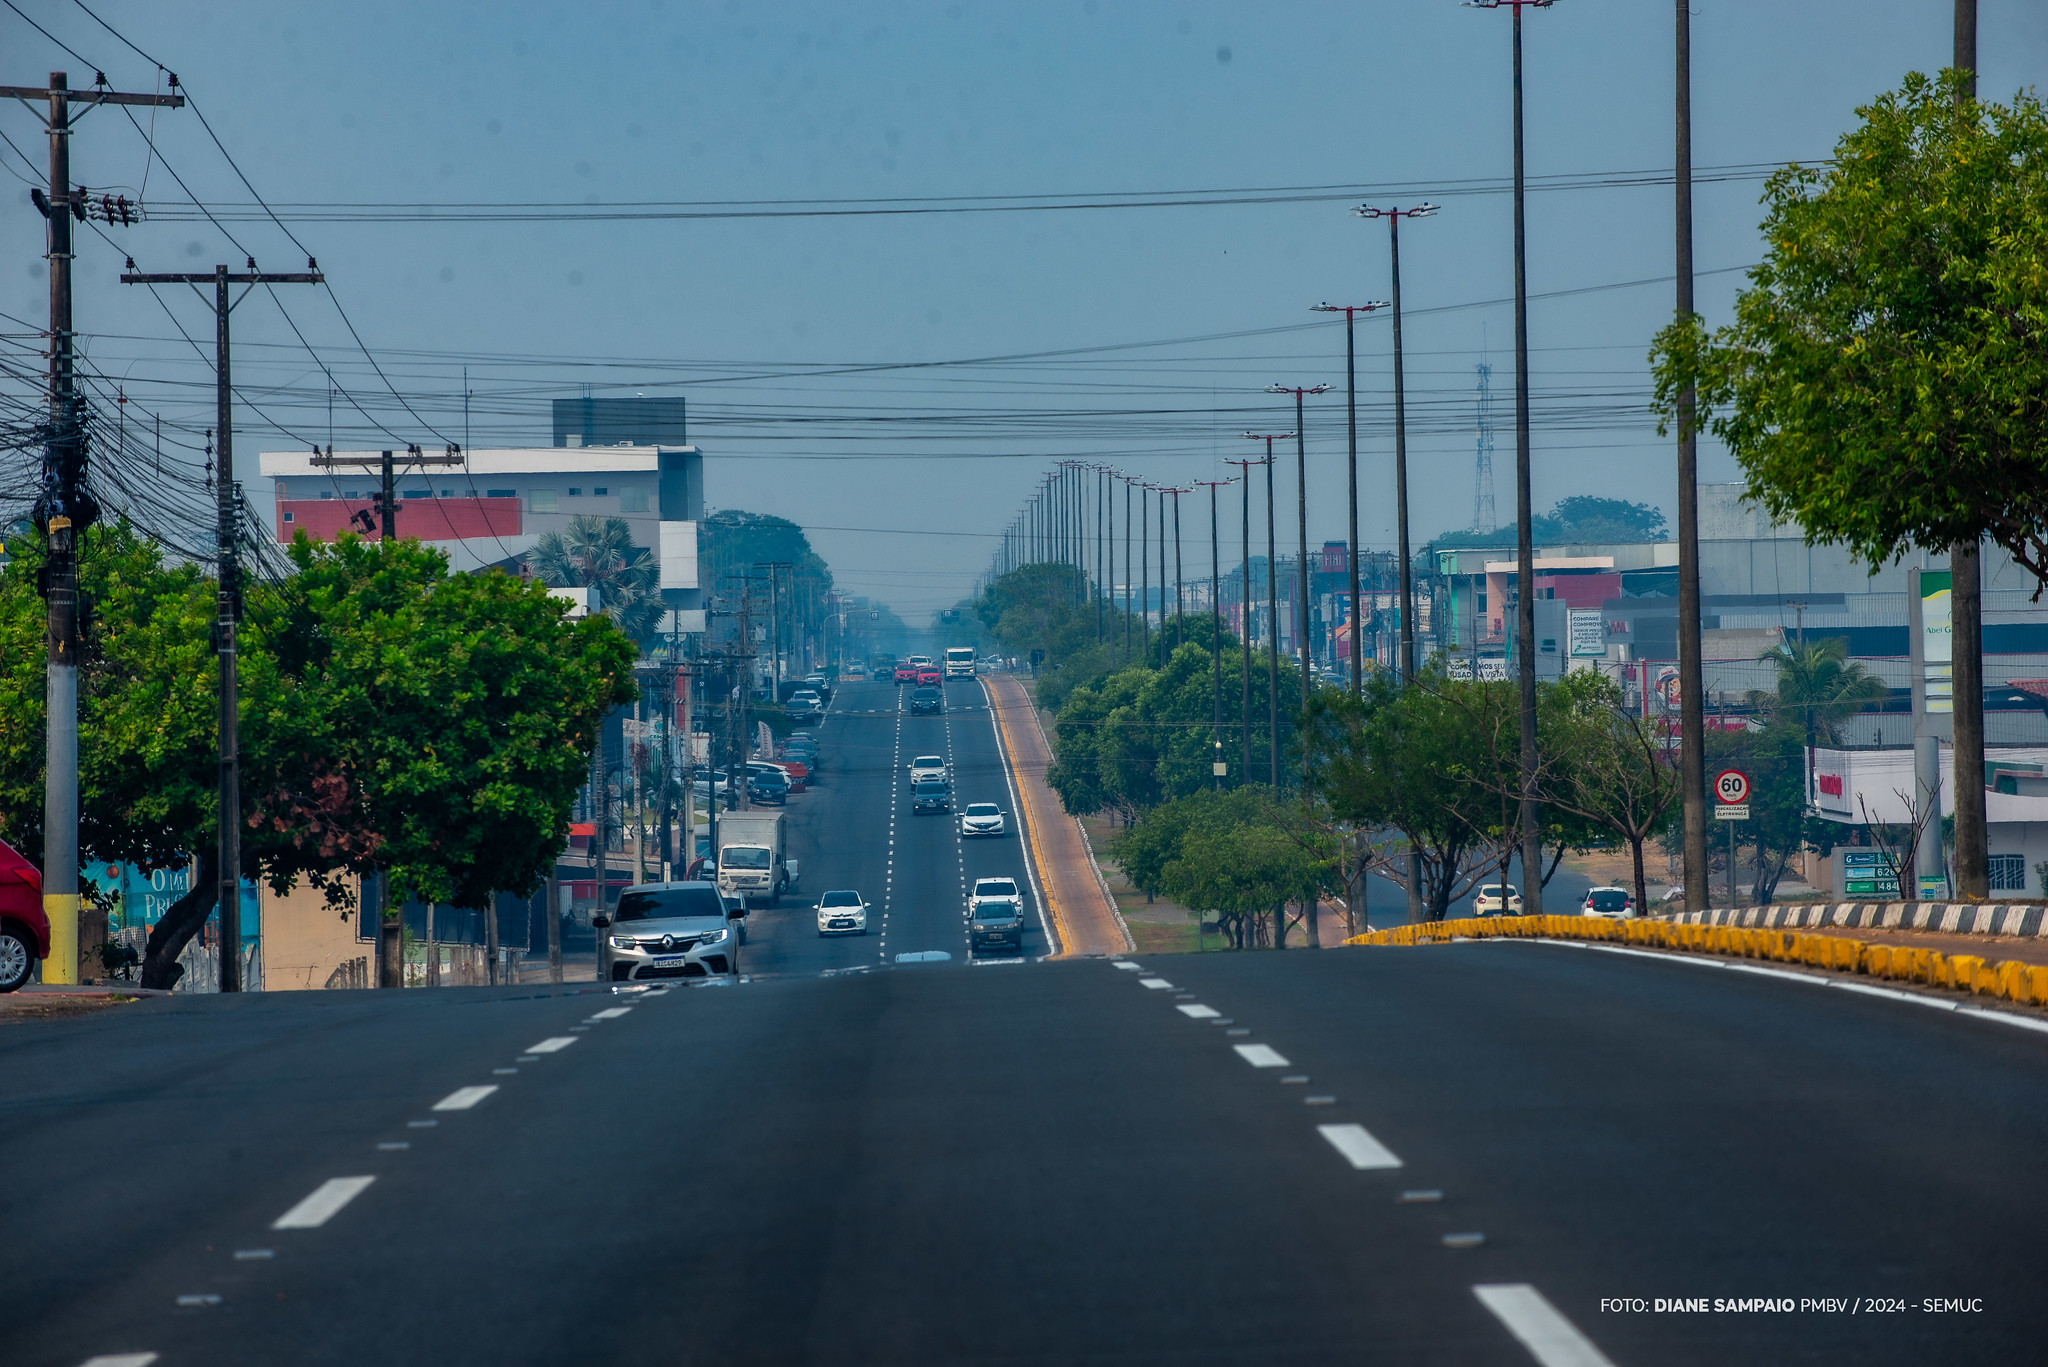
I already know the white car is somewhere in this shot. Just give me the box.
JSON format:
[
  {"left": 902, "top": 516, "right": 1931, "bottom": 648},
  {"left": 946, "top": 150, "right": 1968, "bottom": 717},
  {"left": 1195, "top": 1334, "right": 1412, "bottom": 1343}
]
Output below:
[
  {"left": 908, "top": 755, "right": 948, "bottom": 785},
  {"left": 970, "top": 877, "right": 1022, "bottom": 914},
  {"left": 1473, "top": 883, "right": 1523, "bottom": 916},
  {"left": 1581, "top": 886, "right": 1635, "bottom": 918},
  {"left": 959, "top": 803, "right": 1007, "bottom": 837},
  {"left": 816, "top": 889, "right": 869, "bottom": 936}
]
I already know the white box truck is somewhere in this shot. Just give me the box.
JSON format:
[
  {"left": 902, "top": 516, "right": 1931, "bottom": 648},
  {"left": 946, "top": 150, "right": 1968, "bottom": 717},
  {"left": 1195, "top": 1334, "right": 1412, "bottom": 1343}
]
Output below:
[
  {"left": 945, "top": 646, "right": 976, "bottom": 678},
  {"left": 716, "top": 810, "right": 793, "bottom": 907}
]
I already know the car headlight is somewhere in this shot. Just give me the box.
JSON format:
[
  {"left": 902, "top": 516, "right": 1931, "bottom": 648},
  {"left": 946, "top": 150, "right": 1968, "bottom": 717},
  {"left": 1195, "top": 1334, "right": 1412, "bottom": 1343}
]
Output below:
[
  {"left": 609, "top": 935, "right": 637, "bottom": 950},
  {"left": 696, "top": 927, "right": 730, "bottom": 947}
]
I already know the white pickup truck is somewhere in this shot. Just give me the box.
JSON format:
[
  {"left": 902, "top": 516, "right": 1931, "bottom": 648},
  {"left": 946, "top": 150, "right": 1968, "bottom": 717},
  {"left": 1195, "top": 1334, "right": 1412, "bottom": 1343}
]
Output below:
[{"left": 715, "top": 810, "right": 796, "bottom": 907}]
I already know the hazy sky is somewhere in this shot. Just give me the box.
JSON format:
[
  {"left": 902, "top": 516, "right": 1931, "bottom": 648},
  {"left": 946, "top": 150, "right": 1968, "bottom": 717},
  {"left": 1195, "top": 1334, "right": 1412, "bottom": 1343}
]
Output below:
[{"left": 6, "top": 1, "right": 2043, "bottom": 615}]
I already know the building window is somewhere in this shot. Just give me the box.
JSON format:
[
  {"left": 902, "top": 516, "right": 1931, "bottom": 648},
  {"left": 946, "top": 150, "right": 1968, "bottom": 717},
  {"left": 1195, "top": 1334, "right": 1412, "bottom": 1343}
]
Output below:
[
  {"left": 344, "top": 490, "right": 360, "bottom": 499},
  {"left": 567, "top": 487, "right": 582, "bottom": 497},
  {"left": 1989, "top": 854, "right": 2026, "bottom": 891},
  {"left": 486, "top": 488, "right": 516, "bottom": 499},
  {"left": 283, "top": 511, "right": 294, "bottom": 522},
  {"left": 593, "top": 486, "right": 608, "bottom": 496},
  {"left": 320, "top": 491, "right": 333, "bottom": 500},
  {"left": 618, "top": 486, "right": 648, "bottom": 513},
  {"left": 404, "top": 488, "right": 431, "bottom": 499},
  {"left": 531, "top": 489, "right": 559, "bottom": 512},
  {"left": 441, "top": 489, "right": 457, "bottom": 498}
]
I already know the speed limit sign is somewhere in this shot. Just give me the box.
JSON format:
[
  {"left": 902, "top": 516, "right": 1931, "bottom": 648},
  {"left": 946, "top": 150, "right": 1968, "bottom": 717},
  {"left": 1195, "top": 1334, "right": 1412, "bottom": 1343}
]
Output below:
[{"left": 1714, "top": 769, "right": 1750, "bottom": 806}]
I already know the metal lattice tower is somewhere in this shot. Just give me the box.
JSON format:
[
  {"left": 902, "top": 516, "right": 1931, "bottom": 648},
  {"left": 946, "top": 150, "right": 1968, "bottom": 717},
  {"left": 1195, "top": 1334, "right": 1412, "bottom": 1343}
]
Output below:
[{"left": 1473, "top": 360, "right": 1497, "bottom": 533}]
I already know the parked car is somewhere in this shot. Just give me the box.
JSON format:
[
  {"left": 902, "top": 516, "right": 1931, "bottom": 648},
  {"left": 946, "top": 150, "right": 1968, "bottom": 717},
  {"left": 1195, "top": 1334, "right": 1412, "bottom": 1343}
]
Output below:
[
  {"left": 959, "top": 803, "right": 1007, "bottom": 837},
  {"left": 909, "top": 685, "right": 943, "bottom": 715},
  {"left": 746, "top": 765, "right": 789, "bottom": 806},
  {"left": 1581, "top": 886, "right": 1635, "bottom": 918},
  {"left": 0, "top": 836, "right": 48, "bottom": 992},
  {"left": 1473, "top": 883, "right": 1523, "bottom": 916},
  {"left": 803, "top": 672, "right": 833, "bottom": 699},
  {"left": 969, "top": 877, "right": 1025, "bottom": 955},
  {"left": 908, "top": 755, "right": 947, "bottom": 785},
  {"left": 911, "top": 779, "right": 952, "bottom": 814},
  {"left": 596, "top": 880, "right": 743, "bottom": 981},
  {"left": 816, "top": 889, "right": 870, "bottom": 937},
  {"left": 785, "top": 691, "right": 823, "bottom": 723},
  {"left": 772, "top": 758, "right": 808, "bottom": 790}
]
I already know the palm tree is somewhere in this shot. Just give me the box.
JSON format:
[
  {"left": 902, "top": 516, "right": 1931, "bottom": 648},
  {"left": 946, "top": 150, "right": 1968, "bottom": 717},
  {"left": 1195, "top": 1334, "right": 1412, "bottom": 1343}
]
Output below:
[
  {"left": 525, "top": 515, "right": 662, "bottom": 642},
  {"left": 1751, "top": 637, "right": 1888, "bottom": 744}
]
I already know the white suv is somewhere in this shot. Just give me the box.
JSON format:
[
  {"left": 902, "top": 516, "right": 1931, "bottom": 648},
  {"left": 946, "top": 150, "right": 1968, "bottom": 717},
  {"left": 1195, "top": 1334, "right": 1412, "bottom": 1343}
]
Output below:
[
  {"left": 1473, "top": 883, "right": 1523, "bottom": 916},
  {"left": 908, "top": 755, "right": 947, "bottom": 785}
]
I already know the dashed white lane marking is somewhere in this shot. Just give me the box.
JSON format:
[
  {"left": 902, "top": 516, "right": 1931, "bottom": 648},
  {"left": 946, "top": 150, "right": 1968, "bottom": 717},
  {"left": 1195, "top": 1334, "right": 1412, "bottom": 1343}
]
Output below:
[
  {"left": 589, "top": 1006, "right": 632, "bottom": 1020},
  {"left": 526, "top": 1036, "right": 578, "bottom": 1054},
  {"left": 431, "top": 1085, "right": 499, "bottom": 1112},
  {"left": 1177, "top": 1004, "right": 1221, "bottom": 1019},
  {"left": 1316, "top": 1122, "right": 1404, "bottom": 1170},
  {"left": 1472, "top": 1284, "right": 1618, "bottom": 1367},
  {"left": 1138, "top": 977, "right": 1174, "bottom": 989},
  {"left": 80, "top": 1355, "right": 159, "bottom": 1366},
  {"left": 1112, "top": 962, "right": 1144, "bottom": 971},
  {"left": 1233, "top": 1043, "right": 1290, "bottom": 1068},
  {"left": 272, "top": 1175, "right": 377, "bottom": 1230}
]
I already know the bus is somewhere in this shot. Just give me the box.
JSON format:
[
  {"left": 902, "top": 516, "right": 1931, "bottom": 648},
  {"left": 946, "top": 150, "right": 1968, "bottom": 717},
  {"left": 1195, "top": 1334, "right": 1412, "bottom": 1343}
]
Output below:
[{"left": 944, "top": 646, "right": 977, "bottom": 678}]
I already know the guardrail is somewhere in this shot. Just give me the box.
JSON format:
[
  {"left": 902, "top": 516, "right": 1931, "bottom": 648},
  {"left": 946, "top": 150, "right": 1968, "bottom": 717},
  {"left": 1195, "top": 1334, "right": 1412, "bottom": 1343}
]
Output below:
[{"left": 1344, "top": 913, "right": 2048, "bottom": 1009}]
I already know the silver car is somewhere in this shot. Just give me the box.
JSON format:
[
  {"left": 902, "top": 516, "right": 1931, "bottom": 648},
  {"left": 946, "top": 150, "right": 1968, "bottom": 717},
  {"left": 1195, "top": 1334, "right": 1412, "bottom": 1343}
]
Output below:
[{"left": 596, "top": 881, "right": 744, "bottom": 982}]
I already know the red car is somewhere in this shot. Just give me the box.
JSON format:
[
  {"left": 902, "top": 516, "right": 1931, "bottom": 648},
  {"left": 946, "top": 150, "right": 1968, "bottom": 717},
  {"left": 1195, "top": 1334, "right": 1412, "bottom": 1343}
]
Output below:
[
  {"left": 917, "top": 666, "right": 942, "bottom": 686},
  {"left": 1, "top": 836, "right": 49, "bottom": 992},
  {"left": 894, "top": 663, "right": 918, "bottom": 684}
]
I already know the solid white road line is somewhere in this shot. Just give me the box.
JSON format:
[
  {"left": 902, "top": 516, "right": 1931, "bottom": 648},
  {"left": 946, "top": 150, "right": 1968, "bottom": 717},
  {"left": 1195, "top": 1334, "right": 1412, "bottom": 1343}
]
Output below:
[
  {"left": 1472, "top": 1284, "right": 1617, "bottom": 1367},
  {"left": 1138, "top": 977, "right": 1174, "bottom": 989},
  {"left": 526, "top": 1036, "right": 578, "bottom": 1054},
  {"left": 1316, "top": 1122, "right": 1404, "bottom": 1170},
  {"left": 272, "top": 1176, "right": 376, "bottom": 1230},
  {"left": 431, "top": 1085, "right": 499, "bottom": 1112},
  {"left": 79, "top": 1356, "right": 158, "bottom": 1367},
  {"left": 1177, "top": 1004, "right": 1221, "bottom": 1019},
  {"left": 1233, "top": 1043, "right": 1291, "bottom": 1068}
]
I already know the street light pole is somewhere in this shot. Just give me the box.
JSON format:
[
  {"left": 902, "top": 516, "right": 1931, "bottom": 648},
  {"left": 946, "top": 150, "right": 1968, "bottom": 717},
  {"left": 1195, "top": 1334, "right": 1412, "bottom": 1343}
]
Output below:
[
  {"left": 1356, "top": 203, "right": 1438, "bottom": 683},
  {"left": 1311, "top": 304, "right": 1389, "bottom": 696},
  {"left": 1241, "top": 437, "right": 1290, "bottom": 788},
  {"left": 1195, "top": 479, "right": 1235, "bottom": 789},
  {"left": 1268, "top": 384, "right": 1332, "bottom": 732},
  {"left": 1172, "top": 487, "right": 1186, "bottom": 651},
  {"left": 1472, "top": 0, "right": 1554, "bottom": 915},
  {"left": 1226, "top": 455, "right": 1267, "bottom": 783}
]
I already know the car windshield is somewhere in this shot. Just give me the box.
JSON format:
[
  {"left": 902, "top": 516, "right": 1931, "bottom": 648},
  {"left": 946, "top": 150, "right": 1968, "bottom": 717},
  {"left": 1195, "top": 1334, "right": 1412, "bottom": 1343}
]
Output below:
[
  {"left": 966, "top": 804, "right": 1000, "bottom": 817},
  {"left": 914, "top": 781, "right": 947, "bottom": 795},
  {"left": 613, "top": 885, "right": 726, "bottom": 922},
  {"left": 914, "top": 688, "right": 939, "bottom": 698},
  {"left": 976, "top": 880, "right": 1018, "bottom": 898},
  {"left": 1589, "top": 891, "right": 1630, "bottom": 910},
  {"left": 975, "top": 901, "right": 1018, "bottom": 920},
  {"left": 821, "top": 890, "right": 863, "bottom": 907},
  {"left": 914, "top": 757, "right": 943, "bottom": 768},
  {"left": 722, "top": 847, "right": 771, "bottom": 869}
]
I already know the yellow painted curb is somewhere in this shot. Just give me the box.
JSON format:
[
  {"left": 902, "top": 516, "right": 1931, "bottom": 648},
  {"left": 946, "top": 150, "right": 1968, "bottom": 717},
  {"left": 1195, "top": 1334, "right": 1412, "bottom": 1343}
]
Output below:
[
  {"left": 984, "top": 678, "right": 1074, "bottom": 957},
  {"left": 1344, "top": 913, "right": 2048, "bottom": 1009}
]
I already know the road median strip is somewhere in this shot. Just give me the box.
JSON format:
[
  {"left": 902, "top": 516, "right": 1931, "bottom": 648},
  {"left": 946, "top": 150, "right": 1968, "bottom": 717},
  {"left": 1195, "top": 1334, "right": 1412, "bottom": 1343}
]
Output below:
[{"left": 1346, "top": 913, "right": 2048, "bottom": 1010}]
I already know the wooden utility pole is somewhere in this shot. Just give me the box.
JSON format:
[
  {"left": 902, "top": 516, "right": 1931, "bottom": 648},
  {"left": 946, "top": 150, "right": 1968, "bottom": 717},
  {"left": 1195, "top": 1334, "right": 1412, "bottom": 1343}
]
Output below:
[
  {"left": 9, "top": 72, "right": 182, "bottom": 984},
  {"left": 1951, "top": 0, "right": 1988, "bottom": 900},
  {"left": 122, "top": 260, "right": 323, "bottom": 992}
]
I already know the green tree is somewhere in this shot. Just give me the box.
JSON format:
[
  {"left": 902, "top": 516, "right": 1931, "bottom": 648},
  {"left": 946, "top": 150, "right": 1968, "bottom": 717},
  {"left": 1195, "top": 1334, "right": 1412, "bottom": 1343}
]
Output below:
[
  {"left": 1533, "top": 672, "right": 1682, "bottom": 914},
  {"left": 1114, "top": 788, "right": 1329, "bottom": 949},
  {"left": 1653, "top": 71, "right": 2048, "bottom": 585},
  {"left": 524, "top": 514, "right": 663, "bottom": 643},
  {"left": 1749, "top": 637, "right": 1888, "bottom": 744}
]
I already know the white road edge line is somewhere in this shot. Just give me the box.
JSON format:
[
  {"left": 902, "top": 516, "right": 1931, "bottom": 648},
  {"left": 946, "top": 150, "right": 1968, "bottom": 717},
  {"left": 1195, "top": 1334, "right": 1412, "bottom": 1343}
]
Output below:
[
  {"left": 272, "top": 1176, "right": 376, "bottom": 1230},
  {"left": 1472, "top": 1283, "right": 1617, "bottom": 1367},
  {"left": 431, "top": 1085, "right": 500, "bottom": 1112},
  {"left": 1234, "top": 1043, "right": 1290, "bottom": 1068},
  {"left": 526, "top": 1036, "right": 579, "bottom": 1054},
  {"left": 1317, "top": 1122, "right": 1403, "bottom": 1170}
]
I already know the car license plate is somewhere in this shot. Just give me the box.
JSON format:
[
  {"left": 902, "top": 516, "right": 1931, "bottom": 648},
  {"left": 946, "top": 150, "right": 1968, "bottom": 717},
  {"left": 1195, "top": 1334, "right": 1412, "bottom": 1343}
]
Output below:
[{"left": 651, "top": 954, "right": 687, "bottom": 965}]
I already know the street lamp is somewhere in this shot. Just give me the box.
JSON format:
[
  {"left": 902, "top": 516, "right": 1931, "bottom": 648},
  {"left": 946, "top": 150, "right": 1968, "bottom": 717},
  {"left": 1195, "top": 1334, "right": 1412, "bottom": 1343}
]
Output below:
[
  {"left": 1470, "top": 0, "right": 1554, "bottom": 915},
  {"left": 1267, "top": 383, "right": 1332, "bottom": 726},
  {"left": 1311, "top": 302, "right": 1389, "bottom": 696},
  {"left": 1242, "top": 434, "right": 1292, "bottom": 789},
  {"left": 1355, "top": 203, "right": 1438, "bottom": 685}
]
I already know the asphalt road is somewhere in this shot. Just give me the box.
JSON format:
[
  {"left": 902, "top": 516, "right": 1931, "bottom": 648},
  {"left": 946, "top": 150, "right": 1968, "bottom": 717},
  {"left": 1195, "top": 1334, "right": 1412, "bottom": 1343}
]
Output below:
[
  {"left": 9, "top": 684, "right": 2046, "bottom": 1365},
  {"left": 742, "top": 674, "right": 1046, "bottom": 976}
]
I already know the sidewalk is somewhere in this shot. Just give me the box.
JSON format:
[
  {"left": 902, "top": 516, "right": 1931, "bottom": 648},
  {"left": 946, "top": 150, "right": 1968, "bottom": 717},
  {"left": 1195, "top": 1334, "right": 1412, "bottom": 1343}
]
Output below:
[{"left": 983, "top": 672, "right": 1131, "bottom": 956}]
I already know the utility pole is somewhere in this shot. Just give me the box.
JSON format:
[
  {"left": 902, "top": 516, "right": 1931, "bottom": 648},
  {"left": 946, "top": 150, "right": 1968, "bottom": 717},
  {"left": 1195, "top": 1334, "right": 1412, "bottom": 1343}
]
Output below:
[
  {"left": 1357, "top": 203, "right": 1438, "bottom": 683},
  {"left": 1138, "top": 484, "right": 1151, "bottom": 663},
  {"left": 306, "top": 443, "right": 460, "bottom": 986},
  {"left": 1311, "top": 304, "right": 1388, "bottom": 695},
  {"left": 1672, "top": 0, "right": 1710, "bottom": 915},
  {"left": 1171, "top": 487, "right": 1185, "bottom": 652},
  {"left": 1122, "top": 475, "right": 1134, "bottom": 664},
  {"left": 13, "top": 71, "right": 183, "bottom": 985},
  {"left": 1239, "top": 438, "right": 1289, "bottom": 787},
  {"left": 123, "top": 258, "right": 324, "bottom": 992},
  {"left": 1473, "top": 0, "right": 1554, "bottom": 915},
  {"left": 1094, "top": 467, "right": 1106, "bottom": 643},
  {"left": 1267, "top": 385, "right": 1331, "bottom": 741},
  {"left": 1227, "top": 455, "right": 1269, "bottom": 783},
  {"left": 1196, "top": 479, "right": 1235, "bottom": 789},
  {"left": 1951, "top": 0, "right": 1988, "bottom": 900}
]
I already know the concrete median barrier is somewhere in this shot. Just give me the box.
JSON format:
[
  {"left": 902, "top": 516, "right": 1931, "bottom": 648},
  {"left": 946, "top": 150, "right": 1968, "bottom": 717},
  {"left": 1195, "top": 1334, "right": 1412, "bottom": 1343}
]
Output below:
[{"left": 1342, "top": 913, "right": 2048, "bottom": 1012}]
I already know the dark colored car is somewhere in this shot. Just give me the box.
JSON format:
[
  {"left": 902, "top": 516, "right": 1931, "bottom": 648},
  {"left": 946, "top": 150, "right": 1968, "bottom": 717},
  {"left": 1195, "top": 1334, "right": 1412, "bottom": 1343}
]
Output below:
[
  {"left": 0, "top": 836, "right": 49, "bottom": 992},
  {"left": 748, "top": 768, "right": 789, "bottom": 806},
  {"left": 916, "top": 666, "right": 942, "bottom": 686},
  {"left": 894, "top": 663, "right": 919, "bottom": 683},
  {"left": 911, "top": 779, "right": 951, "bottom": 814},
  {"left": 908, "top": 685, "right": 943, "bottom": 715},
  {"left": 970, "top": 897, "right": 1025, "bottom": 955}
]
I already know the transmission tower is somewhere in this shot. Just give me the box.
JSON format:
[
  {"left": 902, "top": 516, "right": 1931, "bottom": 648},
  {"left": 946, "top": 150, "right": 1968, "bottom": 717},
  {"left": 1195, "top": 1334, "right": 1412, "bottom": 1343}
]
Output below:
[{"left": 1472, "top": 360, "right": 1498, "bottom": 534}]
